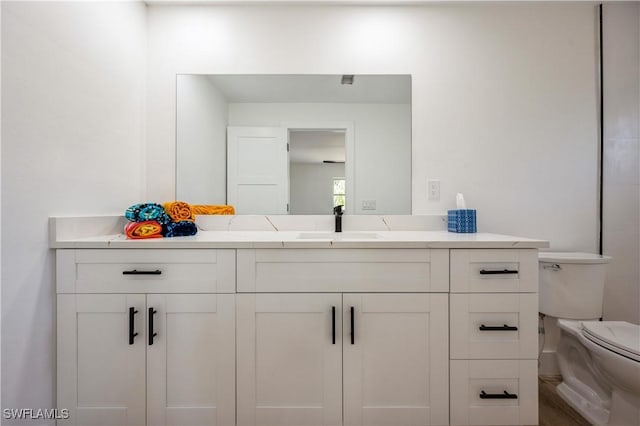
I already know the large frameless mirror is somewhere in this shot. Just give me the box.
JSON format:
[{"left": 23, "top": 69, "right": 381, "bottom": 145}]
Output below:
[{"left": 176, "top": 74, "right": 411, "bottom": 215}]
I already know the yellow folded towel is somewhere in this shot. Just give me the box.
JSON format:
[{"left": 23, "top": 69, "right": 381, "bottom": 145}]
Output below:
[
  {"left": 163, "top": 201, "right": 195, "bottom": 222},
  {"left": 191, "top": 205, "right": 235, "bottom": 215}
]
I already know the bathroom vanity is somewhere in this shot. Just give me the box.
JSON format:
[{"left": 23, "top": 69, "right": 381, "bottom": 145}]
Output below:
[{"left": 51, "top": 216, "right": 548, "bottom": 426}]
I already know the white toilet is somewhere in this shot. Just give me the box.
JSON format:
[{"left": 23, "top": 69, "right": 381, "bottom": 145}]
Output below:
[{"left": 539, "top": 252, "right": 640, "bottom": 426}]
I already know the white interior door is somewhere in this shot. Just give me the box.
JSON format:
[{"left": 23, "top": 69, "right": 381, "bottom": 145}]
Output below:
[
  {"left": 147, "top": 294, "right": 236, "bottom": 426},
  {"left": 227, "top": 126, "right": 289, "bottom": 214},
  {"left": 343, "top": 294, "right": 450, "bottom": 426},
  {"left": 57, "top": 294, "right": 146, "bottom": 426},
  {"left": 236, "top": 293, "right": 342, "bottom": 426}
]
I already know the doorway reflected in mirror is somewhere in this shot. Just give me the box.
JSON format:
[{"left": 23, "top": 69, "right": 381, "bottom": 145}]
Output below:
[{"left": 289, "top": 129, "right": 346, "bottom": 215}]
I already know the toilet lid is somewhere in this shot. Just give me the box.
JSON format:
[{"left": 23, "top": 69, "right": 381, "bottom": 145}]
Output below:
[{"left": 582, "top": 321, "right": 640, "bottom": 362}]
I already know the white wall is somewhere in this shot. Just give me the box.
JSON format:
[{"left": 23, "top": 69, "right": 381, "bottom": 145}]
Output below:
[
  {"left": 602, "top": 3, "right": 640, "bottom": 324},
  {"left": 1, "top": 2, "right": 146, "bottom": 421},
  {"left": 176, "top": 74, "right": 228, "bottom": 204},
  {"left": 291, "top": 163, "right": 345, "bottom": 214},
  {"left": 228, "top": 102, "right": 411, "bottom": 214},
  {"left": 147, "top": 3, "right": 599, "bottom": 251}
]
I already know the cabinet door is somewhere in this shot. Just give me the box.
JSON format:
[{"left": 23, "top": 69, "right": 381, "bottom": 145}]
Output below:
[
  {"left": 343, "top": 294, "right": 449, "bottom": 426},
  {"left": 57, "top": 294, "right": 146, "bottom": 426},
  {"left": 236, "top": 293, "right": 342, "bottom": 426},
  {"left": 147, "top": 294, "right": 236, "bottom": 426}
]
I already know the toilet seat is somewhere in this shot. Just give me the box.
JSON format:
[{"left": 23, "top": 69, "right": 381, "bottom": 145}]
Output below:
[{"left": 581, "top": 321, "right": 640, "bottom": 362}]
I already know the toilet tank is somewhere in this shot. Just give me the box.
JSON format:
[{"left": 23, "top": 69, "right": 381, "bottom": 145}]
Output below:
[{"left": 539, "top": 252, "right": 612, "bottom": 319}]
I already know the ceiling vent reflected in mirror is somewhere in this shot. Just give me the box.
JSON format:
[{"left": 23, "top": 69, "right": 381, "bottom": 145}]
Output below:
[{"left": 341, "top": 75, "right": 354, "bottom": 85}]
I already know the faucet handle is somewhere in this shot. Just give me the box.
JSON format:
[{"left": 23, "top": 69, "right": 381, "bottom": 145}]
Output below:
[{"left": 333, "top": 205, "right": 344, "bottom": 215}]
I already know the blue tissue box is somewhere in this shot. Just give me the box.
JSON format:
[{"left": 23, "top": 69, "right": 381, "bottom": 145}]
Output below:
[{"left": 448, "top": 209, "right": 477, "bottom": 233}]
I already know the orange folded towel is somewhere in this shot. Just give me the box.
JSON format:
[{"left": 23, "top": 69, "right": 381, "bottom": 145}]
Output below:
[
  {"left": 163, "top": 201, "right": 195, "bottom": 222},
  {"left": 191, "top": 205, "right": 235, "bottom": 215},
  {"left": 125, "top": 220, "right": 163, "bottom": 239}
]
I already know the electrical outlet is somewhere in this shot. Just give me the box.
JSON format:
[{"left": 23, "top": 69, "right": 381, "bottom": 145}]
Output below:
[
  {"left": 428, "top": 180, "right": 440, "bottom": 201},
  {"left": 361, "top": 200, "right": 377, "bottom": 210}
]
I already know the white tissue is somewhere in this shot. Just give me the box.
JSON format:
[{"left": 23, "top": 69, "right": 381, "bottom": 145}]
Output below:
[{"left": 456, "top": 193, "right": 467, "bottom": 209}]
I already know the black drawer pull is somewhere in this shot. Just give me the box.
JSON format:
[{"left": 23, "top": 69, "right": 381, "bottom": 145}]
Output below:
[
  {"left": 123, "top": 269, "right": 162, "bottom": 275},
  {"left": 149, "top": 307, "right": 158, "bottom": 345},
  {"left": 480, "top": 390, "right": 518, "bottom": 399},
  {"left": 350, "top": 306, "right": 355, "bottom": 345},
  {"left": 479, "top": 269, "right": 518, "bottom": 275},
  {"left": 128, "top": 307, "right": 139, "bottom": 345},
  {"left": 479, "top": 324, "right": 518, "bottom": 331},
  {"left": 331, "top": 306, "right": 336, "bottom": 345}
]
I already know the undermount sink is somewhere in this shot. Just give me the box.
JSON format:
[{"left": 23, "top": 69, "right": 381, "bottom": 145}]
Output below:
[{"left": 296, "top": 232, "right": 380, "bottom": 240}]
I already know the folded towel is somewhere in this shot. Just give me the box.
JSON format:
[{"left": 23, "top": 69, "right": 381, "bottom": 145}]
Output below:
[
  {"left": 163, "top": 221, "right": 198, "bottom": 238},
  {"left": 163, "top": 201, "right": 194, "bottom": 222},
  {"left": 191, "top": 205, "right": 235, "bottom": 215},
  {"left": 125, "top": 220, "right": 163, "bottom": 239},
  {"left": 125, "top": 203, "right": 171, "bottom": 224}
]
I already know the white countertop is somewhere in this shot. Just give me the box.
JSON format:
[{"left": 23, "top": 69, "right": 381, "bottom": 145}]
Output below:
[
  {"left": 48, "top": 216, "right": 549, "bottom": 249},
  {"left": 51, "top": 230, "right": 549, "bottom": 249}
]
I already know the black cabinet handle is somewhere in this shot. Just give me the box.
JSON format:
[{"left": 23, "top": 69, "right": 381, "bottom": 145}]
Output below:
[
  {"left": 479, "top": 324, "right": 519, "bottom": 331},
  {"left": 350, "top": 306, "right": 355, "bottom": 345},
  {"left": 479, "top": 269, "right": 518, "bottom": 275},
  {"left": 148, "top": 307, "right": 157, "bottom": 345},
  {"left": 122, "top": 269, "right": 162, "bottom": 275},
  {"left": 331, "top": 306, "right": 336, "bottom": 345},
  {"left": 479, "top": 390, "right": 518, "bottom": 399},
  {"left": 128, "top": 307, "right": 138, "bottom": 345}
]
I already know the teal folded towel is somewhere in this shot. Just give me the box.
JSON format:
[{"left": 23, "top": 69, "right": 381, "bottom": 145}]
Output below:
[
  {"left": 163, "top": 221, "right": 198, "bottom": 238},
  {"left": 125, "top": 203, "right": 171, "bottom": 225}
]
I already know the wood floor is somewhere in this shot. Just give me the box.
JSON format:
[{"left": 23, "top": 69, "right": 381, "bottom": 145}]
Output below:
[{"left": 539, "top": 376, "right": 591, "bottom": 426}]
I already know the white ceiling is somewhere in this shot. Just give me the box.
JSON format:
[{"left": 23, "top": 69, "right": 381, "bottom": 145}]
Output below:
[
  {"left": 289, "top": 130, "right": 346, "bottom": 164},
  {"left": 206, "top": 74, "right": 411, "bottom": 104}
]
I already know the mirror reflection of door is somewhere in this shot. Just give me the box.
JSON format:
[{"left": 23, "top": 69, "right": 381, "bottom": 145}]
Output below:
[
  {"left": 289, "top": 129, "right": 346, "bottom": 215},
  {"left": 227, "top": 126, "right": 289, "bottom": 214}
]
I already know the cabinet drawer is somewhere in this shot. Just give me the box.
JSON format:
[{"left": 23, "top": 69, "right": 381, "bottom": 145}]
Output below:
[
  {"left": 56, "top": 249, "right": 235, "bottom": 293},
  {"left": 237, "top": 248, "right": 449, "bottom": 292},
  {"left": 450, "top": 359, "right": 538, "bottom": 426},
  {"left": 450, "top": 293, "right": 538, "bottom": 359},
  {"left": 450, "top": 249, "right": 538, "bottom": 293}
]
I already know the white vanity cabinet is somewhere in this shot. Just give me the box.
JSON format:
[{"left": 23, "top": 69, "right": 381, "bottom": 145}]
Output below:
[
  {"left": 52, "top": 224, "right": 547, "bottom": 426},
  {"left": 235, "top": 249, "right": 450, "bottom": 426},
  {"left": 449, "top": 249, "right": 539, "bottom": 426},
  {"left": 56, "top": 249, "right": 236, "bottom": 426}
]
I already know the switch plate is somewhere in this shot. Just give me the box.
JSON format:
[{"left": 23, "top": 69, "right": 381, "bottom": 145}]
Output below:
[
  {"left": 428, "top": 180, "right": 440, "bottom": 201},
  {"left": 362, "top": 200, "right": 377, "bottom": 210}
]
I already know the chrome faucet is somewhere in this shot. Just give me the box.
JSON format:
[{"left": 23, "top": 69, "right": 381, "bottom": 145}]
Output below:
[{"left": 333, "top": 205, "right": 344, "bottom": 232}]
